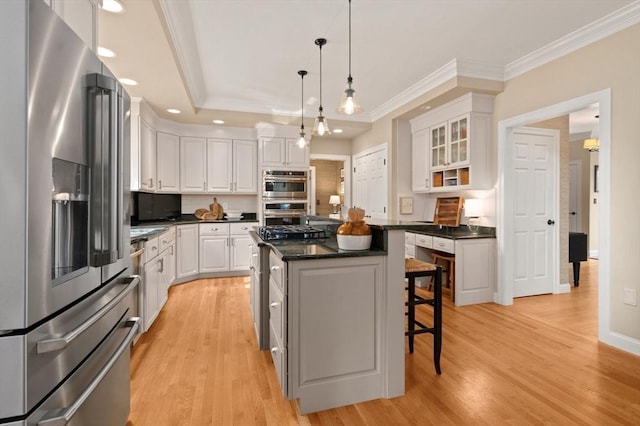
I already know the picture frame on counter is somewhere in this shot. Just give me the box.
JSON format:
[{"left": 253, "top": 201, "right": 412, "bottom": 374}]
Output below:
[{"left": 399, "top": 196, "right": 413, "bottom": 215}]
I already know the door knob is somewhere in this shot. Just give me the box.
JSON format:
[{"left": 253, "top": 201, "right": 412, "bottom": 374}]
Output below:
[
  {"left": 547, "top": 219, "right": 555, "bottom": 225},
  {"left": 570, "top": 212, "right": 576, "bottom": 216}
]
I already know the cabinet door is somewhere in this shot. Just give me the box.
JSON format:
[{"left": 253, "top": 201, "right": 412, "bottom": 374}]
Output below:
[
  {"left": 230, "top": 235, "right": 252, "bottom": 271},
  {"left": 448, "top": 114, "right": 470, "bottom": 167},
  {"left": 143, "top": 258, "right": 160, "bottom": 332},
  {"left": 180, "top": 137, "right": 207, "bottom": 192},
  {"left": 157, "top": 250, "right": 169, "bottom": 310},
  {"left": 207, "top": 138, "right": 233, "bottom": 192},
  {"left": 261, "top": 137, "right": 285, "bottom": 167},
  {"left": 176, "top": 225, "right": 199, "bottom": 279},
  {"left": 156, "top": 132, "right": 180, "bottom": 192},
  {"left": 166, "top": 244, "right": 176, "bottom": 286},
  {"left": 285, "top": 138, "right": 309, "bottom": 168},
  {"left": 233, "top": 140, "right": 258, "bottom": 192},
  {"left": 412, "top": 128, "right": 430, "bottom": 192},
  {"left": 140, "top": 119, "right": 157, "bottom": 191},
  {"left": 430, "top": 122, "right": 447, "bottom": 170},
  {"left": 199, "top": 236, "right": 229, "bottom": 272}
]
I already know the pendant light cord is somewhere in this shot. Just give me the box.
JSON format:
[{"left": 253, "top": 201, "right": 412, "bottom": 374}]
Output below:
[
  {"left": 319, "top": 43, "right": 323, "bottom": 109},
  {"left": 348, "top": 0, "right": 352, "bottom": 81},
  {"left": 301, "top": 72, "right": 305, "bottom": 131}
]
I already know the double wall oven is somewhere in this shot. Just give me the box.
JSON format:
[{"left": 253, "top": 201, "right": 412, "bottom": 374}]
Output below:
[
  {"left": 262, "top": 170, "right": 308, "bottom": 225},
  {"left": 1, "top": 2, "right": 138, "bottom": 424}
]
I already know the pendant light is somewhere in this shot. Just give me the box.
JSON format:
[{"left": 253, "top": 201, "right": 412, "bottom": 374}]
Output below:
[
  {"left": 313, "top": 38, "right": 331, "bottom": 136},
  {"left": 297, "top": 70, "right": 308, "bottom": 148},
  {"left": 337, "top": 0, "right": 362, "bottom": 115}
]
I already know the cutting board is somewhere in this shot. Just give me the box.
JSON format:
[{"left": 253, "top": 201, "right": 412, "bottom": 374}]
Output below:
[{"left": 433, "top": 197, "right": 464, "bottom": 226}]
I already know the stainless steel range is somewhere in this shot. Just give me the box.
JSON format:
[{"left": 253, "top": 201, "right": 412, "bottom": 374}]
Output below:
[{"left": 258, "top": 225, "right": 326, "bottom": 241}]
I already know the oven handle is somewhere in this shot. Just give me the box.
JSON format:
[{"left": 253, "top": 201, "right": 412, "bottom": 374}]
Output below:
[
  {"left": 263, "top": 211, "right": 306, "bottom": 217},
  {"left": 37, "top": 317, "right": 140, "bottom": 426},
  {"left": 36, "top": 276, "right": 140, "bottom": 354}
]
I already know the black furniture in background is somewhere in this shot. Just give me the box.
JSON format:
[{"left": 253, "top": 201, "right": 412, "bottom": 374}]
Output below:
[{"left": 569, "top": 232, "right": 588, "bottom": 286}]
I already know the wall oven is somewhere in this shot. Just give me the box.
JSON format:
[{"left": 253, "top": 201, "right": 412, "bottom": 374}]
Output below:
[
  {"left": 263, "top": 200, "right": 308, "bottom": 226},
  {"left": 262, "top": 170, "right": 308, "bottom": 199}
]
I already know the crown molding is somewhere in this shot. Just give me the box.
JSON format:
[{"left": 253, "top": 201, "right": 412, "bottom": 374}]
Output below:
[
  {"left": 505, "top": 1, "right": 640, "bottom": 80},
  {"left": 157, "top": 0, "right": 208, "bottom": 107},
  {"left": 370, "top": 59, "right": 503, "bottom": 122}
]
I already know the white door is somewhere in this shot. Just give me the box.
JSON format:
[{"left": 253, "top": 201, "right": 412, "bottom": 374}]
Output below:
[
  {"left": 512, "top": 127, "right": 558, "bottom": 297},
  {"left": 353, "top": 145, "right": 388, "bottom": 219},
  {"left": 568, "top": 160, "right": 582, "bottom": 232}
]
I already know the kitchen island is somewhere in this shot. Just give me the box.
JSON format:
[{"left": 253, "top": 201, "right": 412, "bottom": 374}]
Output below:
[{"left": 251, "top": 225, "right": 406, "bottom": 414}]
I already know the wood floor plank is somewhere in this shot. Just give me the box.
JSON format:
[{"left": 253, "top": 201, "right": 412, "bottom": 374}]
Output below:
[{"left": 127, "top": 260, "right": 640, "bottom": 425}]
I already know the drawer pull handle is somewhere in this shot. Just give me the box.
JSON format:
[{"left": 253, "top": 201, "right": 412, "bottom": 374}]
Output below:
[
  {"left": 270, "top": 302, "right": 279, "bottom": 309},
  {"left": 270, "top": 265, "right": 280, "bottom": 272},
  {"left": 271, "top": 347, "right": 278, "bottom": 355}
]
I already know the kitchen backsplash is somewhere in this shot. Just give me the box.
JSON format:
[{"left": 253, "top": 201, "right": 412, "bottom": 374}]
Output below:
[{"left": 181, "top": 194, "right": 258, "bottom": 214}]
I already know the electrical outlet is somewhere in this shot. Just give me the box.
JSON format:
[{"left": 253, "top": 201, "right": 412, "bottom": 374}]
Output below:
[
  {"left": 623, "top": 288, "right": 637, "bottom": 306},
  {"left": 222, "top": 202, "right": 228, "bottom": 209}
]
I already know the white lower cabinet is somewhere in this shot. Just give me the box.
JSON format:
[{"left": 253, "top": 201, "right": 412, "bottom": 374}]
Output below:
[
  {"left": 199, "top": 223, "right": 229, "bottom": 273},
  {"left": 142, "top": 229, "right": 174, "bottom": 332},
  {"left": 454, "top": 238, "right": 495, "bottom": 306},
  {"left": 230, "top": 222, "right": 256, "bottom": 271},
  {"left": 176, "top": 224, "right": 199, "bottom": 279}
]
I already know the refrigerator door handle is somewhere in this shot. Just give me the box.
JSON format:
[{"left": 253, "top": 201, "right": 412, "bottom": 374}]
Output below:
[
  {"left": 36, "top": 317, "right": 140, "bottom": 426},
  {"left": 36, "top": 276, "right": 140, "bottom": 354}
]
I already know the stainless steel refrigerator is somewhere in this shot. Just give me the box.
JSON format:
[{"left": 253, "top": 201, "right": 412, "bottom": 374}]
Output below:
[{"left": 0, "top": 0, "right": 139, "bottom": 424}]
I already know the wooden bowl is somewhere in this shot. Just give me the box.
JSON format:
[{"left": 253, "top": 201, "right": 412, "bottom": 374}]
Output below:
[{"left": 194, "top": 208, "right": 209, "bottom": 219}]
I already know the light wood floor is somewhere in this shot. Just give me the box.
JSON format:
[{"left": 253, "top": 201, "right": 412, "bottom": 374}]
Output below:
[{"left": 128, "top": 260, "right": 640, "bottom": 425}]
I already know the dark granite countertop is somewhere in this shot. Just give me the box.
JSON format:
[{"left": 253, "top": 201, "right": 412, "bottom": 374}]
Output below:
[
  {"left": 131, "top": 214, "right": 259, "bottom": 243},
  {"left": 249, "top": 230, "right": 386, "bottom": 261},
  {"left": 304, "top": 215, "right": 495, "bottom": 240}
]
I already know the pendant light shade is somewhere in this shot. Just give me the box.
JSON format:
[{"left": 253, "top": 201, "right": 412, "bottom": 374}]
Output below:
[
  {"left": 313, "top": 38, "right": 331, "bottom": 136},
  {"left": 297, "top": 70, "right": 308, "bottom": 148},
  {"left": 337, "top": 0, "right": 363, "bottom": 115}
]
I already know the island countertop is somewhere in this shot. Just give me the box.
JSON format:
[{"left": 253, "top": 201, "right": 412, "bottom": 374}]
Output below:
[{"left": 249, "top": 230, "right": 386, "bottom": 261}]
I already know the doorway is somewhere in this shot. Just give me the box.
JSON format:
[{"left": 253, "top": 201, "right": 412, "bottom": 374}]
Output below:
[
  {"left": 497, "top": 89, "right": 612, "bottom": 346},
  {"left": 309, "top": 154, "right": 351, "bottom": 219}
]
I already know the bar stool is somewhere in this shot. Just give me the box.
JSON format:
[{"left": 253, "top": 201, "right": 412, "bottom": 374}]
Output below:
[
  {"left": 430, "top": 252, "right": 455, "bottom": 303},
  {"left": 404, "top": 258, "right": 442, "bottom": 374}
]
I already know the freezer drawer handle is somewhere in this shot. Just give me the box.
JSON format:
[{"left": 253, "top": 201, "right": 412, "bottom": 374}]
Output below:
[
  {"left": 36, "top": 276, "right": 140, "bottom": 354},
  {"left": 37, "top": 317, "right": 140, "bottom": 426}
]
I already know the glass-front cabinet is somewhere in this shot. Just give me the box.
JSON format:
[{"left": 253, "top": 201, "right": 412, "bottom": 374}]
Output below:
[{"left": 411, "top": 93, "right": 493, "bottom": 192}]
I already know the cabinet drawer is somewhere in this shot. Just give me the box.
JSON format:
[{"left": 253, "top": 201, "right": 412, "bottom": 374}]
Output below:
[
  {"left": 404, "top": 232, "right": 416, "bottom": 244},
  {"left": 432, "top": 236, "right": 454, "bottom": 254},
  {"left": 269, "top": 280, "right": 284, "bottom": 344},
  {"left": 230, "top": 221, "right": 257, "bottom": 235},
  {"left": 198, "top": 223, "right": 229, "bottom": 236},
  {"left": 405, "top": 243, "right": 415, "bottom": 258},
  {"left": 158, "top": 227, "right": 175, "bottom": 252},
  {"left": 144, "top": 236, "right": 159, "bottom": 263},
  {"left": 269, "top": 323, "right": 286, "bottom": 396},
  {"left": 415, "top": 234, "right": 433, "bottom": 249},
  {"left": 269, "top": 251, "right": 285, "bottom": 291}
]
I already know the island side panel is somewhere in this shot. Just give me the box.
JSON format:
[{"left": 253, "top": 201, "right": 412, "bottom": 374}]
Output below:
[
  {"left": 288, "top": 256, "right": 387, "bottom": 414},
  {"left": 383, "top": 229, "right": 406, "bottom": 398}
]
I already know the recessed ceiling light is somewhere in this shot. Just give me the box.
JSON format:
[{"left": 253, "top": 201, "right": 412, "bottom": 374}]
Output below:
[
  {"left": 167, "top": 109, "right": 181, "bottom": 114},
  {"left": 100, "top": 0, "right": 126, "bottom": 13},
  {"left": 119, "top": 78, "right": 138, "bottom": 86},
  {"left": 333, "top": 128, "right": 343, "bottom": 133},
  {"left": 97, "top": 46, "right": 115, "bottom": 58},
  {"left": 212, "top": 119, "right": 225, "bottom": 124}
]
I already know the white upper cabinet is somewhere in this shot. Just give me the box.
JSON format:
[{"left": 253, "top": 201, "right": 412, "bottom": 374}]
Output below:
[
  {"left": 181, "top": 137, "right": 257, "bottom": 193},
  {"left": 233, "top": 139, "right": 258, "bottom": 192},
  {"left": 139, "top": 119, "right": 157, "bottom": 192},
  {"left": 411, "top": 93, "right": 494, "bottom": 192},
  {"left": 207, "top": 139, "right": 233, "bottom": 192},
  {"left": 412, "top": 128, "right": 431, "bottom": 192},
  {"left": 156, "top": 132, "right": 180, "bottom": 192},
  {"left": 260, "top": 137, "right": 309, "bottom": 169},
  {"left": 180, "top": 137, "right": 207, "bottom": 192}
]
